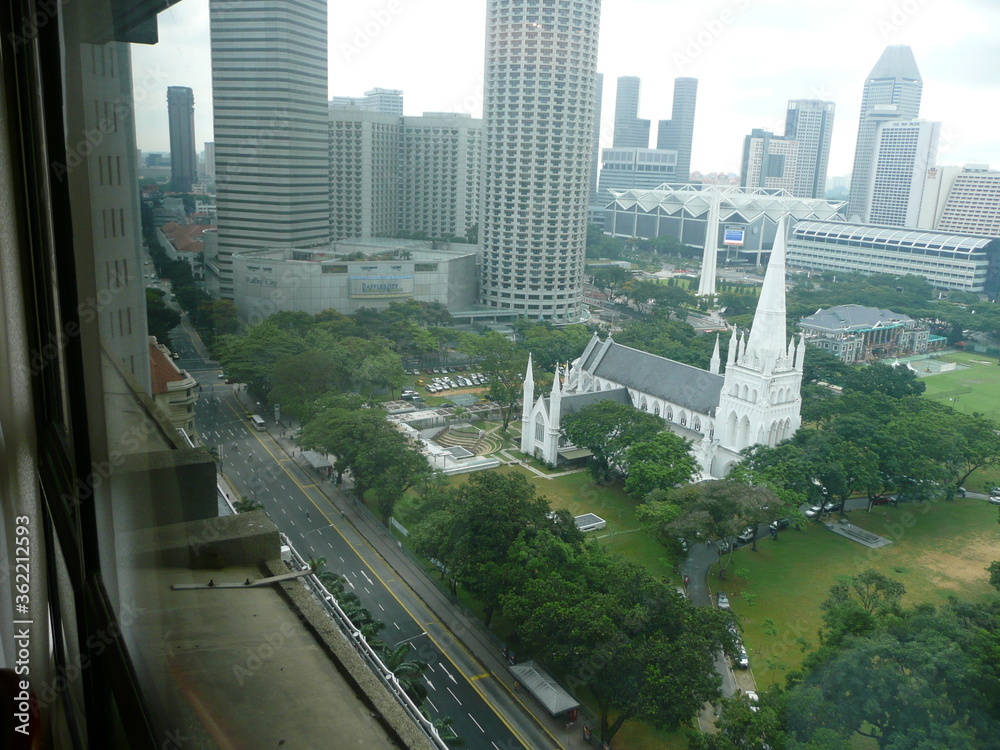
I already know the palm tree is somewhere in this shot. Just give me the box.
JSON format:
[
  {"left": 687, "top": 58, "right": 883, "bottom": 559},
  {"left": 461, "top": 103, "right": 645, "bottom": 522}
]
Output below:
[
  {"left": 377, "top": 643, "right": 429, "bottom": 706},
  {"left": 427, "top": 715, "right": 463, "bottom": 747}
]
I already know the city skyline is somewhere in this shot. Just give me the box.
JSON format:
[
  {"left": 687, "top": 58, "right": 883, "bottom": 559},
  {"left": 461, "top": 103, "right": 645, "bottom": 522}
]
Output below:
[{"left": 133, "top": 0, "right": 1000, "bottom": 178}]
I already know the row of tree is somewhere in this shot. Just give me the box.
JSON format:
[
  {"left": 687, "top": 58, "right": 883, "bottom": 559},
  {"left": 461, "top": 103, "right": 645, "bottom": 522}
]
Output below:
[{"left": 406, "top": 472, "right": 735, "bottom": 743}]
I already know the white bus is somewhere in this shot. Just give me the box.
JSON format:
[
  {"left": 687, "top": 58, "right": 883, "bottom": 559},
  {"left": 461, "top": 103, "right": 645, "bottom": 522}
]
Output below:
[{"left": 250, "top": 414, "right": 266, "bottom": 431}]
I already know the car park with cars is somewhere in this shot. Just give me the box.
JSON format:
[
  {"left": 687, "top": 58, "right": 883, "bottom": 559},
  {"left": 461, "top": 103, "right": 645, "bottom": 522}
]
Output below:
[
  {"left": 737, "top": 527, "right": 755, "bottom": 545},
  {"left": 769, "top": 517, "right": 791, "bottom": 531},
  {"left": 717, "top": 593, "right": 731, "bottom": 610}
]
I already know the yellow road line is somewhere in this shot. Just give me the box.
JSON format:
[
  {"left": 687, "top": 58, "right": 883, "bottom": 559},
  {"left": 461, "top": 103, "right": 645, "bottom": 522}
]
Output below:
[{"left": 471, "top": 672, "right": 490, "bottom": 681}]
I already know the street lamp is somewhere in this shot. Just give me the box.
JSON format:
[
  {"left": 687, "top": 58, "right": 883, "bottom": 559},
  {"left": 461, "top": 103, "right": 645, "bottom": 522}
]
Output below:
[
  {"left": 390, "top": 632, "right": 428, "bottom": 651},
  {"left": 305, "top": 523, "right": 336, "bottom": 537}
]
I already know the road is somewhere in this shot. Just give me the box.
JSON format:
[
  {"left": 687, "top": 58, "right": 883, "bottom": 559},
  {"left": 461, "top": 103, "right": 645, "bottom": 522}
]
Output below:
[{"left": 194, "top": 386, "right": 548, "bottom": 750}]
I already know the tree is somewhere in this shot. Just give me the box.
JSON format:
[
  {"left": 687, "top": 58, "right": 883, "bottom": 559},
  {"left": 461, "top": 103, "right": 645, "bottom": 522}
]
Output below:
[
  {"left": 842, "top": 361, "right": 925, "bottom": 399},
  {"left": 623, "top": 431, "right": 698, "bottom": 499},
  {"left": 989, "top": 560, "right": 1000, "bottom": 591},
  {"left": 459, "top": 331, "right": 528, "bottom": 432},
  {"left": 196, "top": 299, "right": 238, "bottom": 347},
  {"left": 408, "top": 472, "right": 564, "bottom": 627},
  {"left": 505, "top": 544, "right": 733, "bottom": 743},
  {"left": 375, "top": 642, "right": 429, "bottom": 706},
  {"left": 819, "top": 568, "right": 905, "bottom": 648},
  {"left": 590, "top": 265, "right": 631, "bottom": 300},
  {"left": 561, "top": 399, "right": 664, "bottom": 483},
  {"left": 268, "top": 349, "right": 350, "bottom": 419},
  {"left": 356, "top": 350, "right": 406, "bottom": 398},
  {"left": 215, "top": 318, "right": 307, "bottom": 398},
  {"left": 146, "top": 288, "right": 181, "bottom": 345}
]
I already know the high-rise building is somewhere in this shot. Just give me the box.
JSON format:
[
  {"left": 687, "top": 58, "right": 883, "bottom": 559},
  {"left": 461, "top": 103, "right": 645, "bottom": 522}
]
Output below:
[
  {"left": 847, "top": 45, "right": 923, "bottom": 220},
  {"left": 934, "top": 165, "right": 1000, "bottom": 237},
  {"left": 203, "top": 141, "right": 215, "bottom": 180},
  {"left": 866, "top": 119, "right": 940, "bottom": 227},
  {"left": 741, "top": 100, "right": 834, "bottom": 199},
  {"left": 785, "top": 100, "right": 835, "bottom": 199},
  {"left": 740, "top": 129, "right": 800, "bottom": 194},
  {"left": 589, "top": 72, "right": 604, "bottom": 209},
  {"left": 330, "top": 88, "right": 404, "bottom": 116},
  {"left": 328, "top": 107, "right": 401, "bottom": 241},
  {"left": 656, "top": 77, "right": 698, "bottom": 183},
  {"left": 209, "top": 0, "right": 330, "bottom": 299},
  {"left": 167, "top": 86, "right": 196, "bottom": 193},
  {"left": 613, "top": 76, "right": 650, "bottom": 149},
  {"left": 479, "top": 0, "right": 601, "bottom": 320},
  {"left": 398, "top": 113, "right": 482, "bottom": 240}
]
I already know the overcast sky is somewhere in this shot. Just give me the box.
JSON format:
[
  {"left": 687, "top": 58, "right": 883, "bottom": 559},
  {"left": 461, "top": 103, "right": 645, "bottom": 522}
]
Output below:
[{"left": 132, "top": 0, "right": 1000, "bottom": 178}]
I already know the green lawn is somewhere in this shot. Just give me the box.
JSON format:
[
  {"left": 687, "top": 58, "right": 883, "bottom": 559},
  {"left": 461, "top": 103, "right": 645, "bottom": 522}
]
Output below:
[
  {"left": 920, "top": 351, "right": 1000, "bottom": 419},
  {"left": 721, "top": 497, "right": 999, "bottom": 689}
]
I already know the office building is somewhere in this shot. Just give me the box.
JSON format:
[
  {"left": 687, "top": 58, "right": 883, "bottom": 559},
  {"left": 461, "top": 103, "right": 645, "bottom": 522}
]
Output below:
[
  {"left": 598, "top": 148, "right": 677, "bottom": 201},
  {"left": 479, "top": 0, "right": 601, "bottom": 320},
  {"left": 741, "top": 100, "right": 834, "bottom": 199},
  {"left": 203, "top": 141, "right": 215, "bottom": 179},
  {"left": 867, "top": 119, "right": 940, "bottom": 227},
  {"left": 613, "top": 76, "right": 650, "bottom": 149},
  {"left": 398, "top": 113, "right": 482, "bottom": 240},
  {"left": 209, "top": 0, "right": 330, "bottom": 299},
  {"left": 741, "top": 129, "right": 800, "bottom": 194},
  {"left": 167, "top": 86, "right": 196, "bottom": 193},
  {"left": 785, "top": 100, "right": 835, "bottom": 199},
  {"left": 787, "top": 220, "right": 1000, "bottom": 294},
  {"left": 656, "top": 77, "right": 698, "bottom": 183},
  {"left": 847, "top": 45, "right": 923, "bottom": 220},
  {"left": 328, "top": 107, "right": 401, "bottom": 240}
]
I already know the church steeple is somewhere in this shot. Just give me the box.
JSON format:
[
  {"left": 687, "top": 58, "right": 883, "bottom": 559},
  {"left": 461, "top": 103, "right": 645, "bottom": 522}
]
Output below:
[
  {"left": 745, "top": 216, "right": 789, "bottom": 364},
  {"left": 710, "top": 334, "right": 721, "bottom": 375}
]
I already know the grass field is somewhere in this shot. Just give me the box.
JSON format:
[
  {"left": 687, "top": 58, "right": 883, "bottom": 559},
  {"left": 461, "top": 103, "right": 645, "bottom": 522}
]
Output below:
[
  {"left": 920, "top": 351, "right": 1000, "bottom": 419},
  {"left": 721, "top": 496, "right": 999, "bottom": 689}
]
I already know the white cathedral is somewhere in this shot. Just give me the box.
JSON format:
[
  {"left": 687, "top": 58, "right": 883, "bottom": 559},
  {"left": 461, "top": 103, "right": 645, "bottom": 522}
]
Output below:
[{"left": 520, "top": 223, "right": 804, "bottom": 479}]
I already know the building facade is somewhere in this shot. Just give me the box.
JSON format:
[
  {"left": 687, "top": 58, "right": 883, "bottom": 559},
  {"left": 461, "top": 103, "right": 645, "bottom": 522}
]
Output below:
[
  {"left": 330, "top": 87, "right": 404, "bottom": 115},
  {"left": 203, "top": 141, "right": 215, "bottom": 179},
  {"left": 209, "top": 0, "right": 330, "bottom": 298},
  {"left": 167, "top": 86, "right": 196, "bottom": 193},
  {"left": 398, "top": 113, "right": 482, "bottom": 240},
  {"left": 588, "top": 72, "right": 604, "bottom": 218},
  {"left": 798, "top": 305, "right": 929, "bottom": 363},
  {"left": 598, "top": 148, "right": 677, "bottom": 202},
  {"left": 522, "top": 228, "right": 803, "bottom": 477},
  {"left": 847, "top": 45, "right": 923, "bottom": 220},
  {"left": 149, "top": 338, "right": 199, "bottom": 440},
  {"left": 656, "top": 77, "right": 698, "bottom": 183},
  {"left": 328, "top": 107, "right": 401, "bottom": 240},
  {"left": 787, "top": 220, "right": 1000, "bottom": 294},
  {"left": 232, "top": 239, "right": 478, "bottom": 322},
  {"left": 785, "top": 99, "right": 835, "bottom": 199},
  {"left": 866, "top": 119, "right": 940, "bottom": 228},
  {"left": 478, "top": 0, "right": 601, "bottom": 321},
  {"left": 935, "top": 165, "right": 1000, "bottom": 238},
  {"left": 741, "top": 129, "right": 800, "bottom": 194}
]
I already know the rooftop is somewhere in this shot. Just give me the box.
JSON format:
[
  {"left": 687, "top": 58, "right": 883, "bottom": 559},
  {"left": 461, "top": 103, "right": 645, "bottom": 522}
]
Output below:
[{"left": 799, "top": 304, "right": 915, "bottom": 333}]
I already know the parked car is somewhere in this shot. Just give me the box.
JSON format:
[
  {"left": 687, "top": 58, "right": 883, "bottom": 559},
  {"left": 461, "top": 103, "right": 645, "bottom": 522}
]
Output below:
[
  {"left": 745, "top": 690, "right": 760, "bottom": 710},
  {"left": 956, "top": 486, "right": 967, "bottom": 497},
  {"left": 734, "top": 646, "right": 749, "bottom": 669},
  {"left": 804, "top": 505, "right": 823, "bottom": 518},
  {"left": 737, "top": 527, "right": 755, "bottom": 545},
  {"left": 769, "top": 517, "right": 791, "bottom": 531},
  {"left": 717, "top": 593, "right": 731, "bottom": 610},
  {"left": 989, "top": 496, "right": 1000, "bottom": 505},
  {"left": 871, "top": 495, "right": 894, "bottom": 506}
]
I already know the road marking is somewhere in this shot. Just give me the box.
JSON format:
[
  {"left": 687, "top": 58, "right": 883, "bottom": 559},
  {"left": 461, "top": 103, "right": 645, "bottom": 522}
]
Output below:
[
  {"left": 426, "top": 662, "right": 435, "bottom": 672},
  {"left": 339, "top": 557, "right": 345, "bottom": 563},
  {"left": 328, "top": 542, "right": 334, "bottom": 549},
  {"left": 471, "top": 672, "right": 490, "bottom": 681},
  {"left": 377, "top": 603, "right": 385, "bottom": 611},
  {"left": 424, "top": 676, "right": 436, "bottom": 691},
  {"left": 361, "top": 571, "right": 374, "bottom": 586},
  {"left": 468, "top": 713, "right": 485, "bottom": 733},
  {"left": 439, "top": 663, "right": 457, "bottom": 684},
  {"left": 393, "top": 622, "right": 400, "bottom": 630},
  {"left": 364, "top": 587, "right": 371, "bottom": 595},
  {"left": 447, "top": 687, "right": 462, "bottom": 706},
  {"left": 427, "top": 698, "right": 439, "bottom": 713}
]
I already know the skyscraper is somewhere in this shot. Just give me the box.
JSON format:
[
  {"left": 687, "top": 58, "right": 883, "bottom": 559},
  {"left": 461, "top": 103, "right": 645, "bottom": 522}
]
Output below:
[
  {"left": 785, "top": 100, "right": 835, "bottom": 199},
  {"left": 656, "top": 77, "right": 697, "bottom": 183},
  {"left": 613, "top": 76, "right": 649, "bottom": 149},
  {"left": 589, "top": 72, "right": 604, "bottom": 208},
  {"left": 740, "top": 129, "right": 799, "bottom": 193},
  {"left": 866, "top": 119, "right": 940, "bottom": 228},
  {"left": 209, "top": 0, "right": 330, "bottom": 299},
  {"left": 203, "top": 141, "right": 215, "bottom": 180},
  {"left": 167, "top": 86, "right": 196, "bottom": 193},
  {"left": 329, "top": 88, "right": 404, "bottom": 115},
  {"left": 847, "top": 45, "right": 923, "bottom": 220},
  {"left": 479, "top": 0, "right": 601, "bottom": 320}
]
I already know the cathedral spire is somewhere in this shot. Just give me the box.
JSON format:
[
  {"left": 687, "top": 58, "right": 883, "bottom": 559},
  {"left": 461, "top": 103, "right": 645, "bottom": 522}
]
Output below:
[
  {"left": 745, "top": 216, "right": 789, "bottom": 364},
  {"left": 727, "top": 326, "right": 738, "bottom": 366},
  {"left": 710, "top": 334, "right": 721, "bottom": 375}
]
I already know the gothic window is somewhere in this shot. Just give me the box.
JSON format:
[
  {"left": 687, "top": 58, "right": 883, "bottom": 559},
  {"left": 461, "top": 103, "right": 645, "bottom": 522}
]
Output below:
[
  {"left": 653, "top": 403, "right": 660, "bottom": 417},
  {"left": 666, "top": 407, "right": 673, "bottom": 422},
  {"left": 693, "top": 417, "right": 701, "bottom": 432},
  {"left": 535, "top": 416, "right": 544, "bottom": 442},
  {"left": 680, "top": 412, "right": 688, "bottom": 427},
  {"left": 640, "top": 397, "right": 648, "bottom": 411}
]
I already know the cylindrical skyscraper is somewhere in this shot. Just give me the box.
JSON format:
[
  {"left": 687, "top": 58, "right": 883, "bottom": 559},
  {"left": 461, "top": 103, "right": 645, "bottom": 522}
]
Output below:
[{"left": 479, "top": 0, "right": 601, "bottom": 321}]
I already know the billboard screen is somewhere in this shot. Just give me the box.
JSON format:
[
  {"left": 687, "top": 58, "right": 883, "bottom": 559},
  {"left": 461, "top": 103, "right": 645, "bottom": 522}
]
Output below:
[
  {"left": 723, "top": 227, "right": 745, "bottom": 246},
  {"left": 349, "top": 275, "right": 414, "bottom": 298}
]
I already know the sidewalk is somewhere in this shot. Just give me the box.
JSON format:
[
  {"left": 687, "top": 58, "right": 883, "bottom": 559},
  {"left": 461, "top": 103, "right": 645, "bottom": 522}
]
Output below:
[{"left": 266, "top": 422, "right": 598, "bottom": 750}]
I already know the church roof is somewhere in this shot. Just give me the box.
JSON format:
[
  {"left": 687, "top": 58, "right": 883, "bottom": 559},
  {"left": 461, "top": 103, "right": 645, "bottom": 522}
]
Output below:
[
  {"left": 581, "top": 340, "right": 723, "bottom": 415},
  {"left": 551, "top": 387, "right": 632, "bottom": 417}
]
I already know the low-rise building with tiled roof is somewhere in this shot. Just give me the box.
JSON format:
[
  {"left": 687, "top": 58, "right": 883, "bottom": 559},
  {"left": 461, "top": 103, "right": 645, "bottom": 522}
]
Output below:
[{"left": 149, "top": 337, "right": 199, "bottom": 441}]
